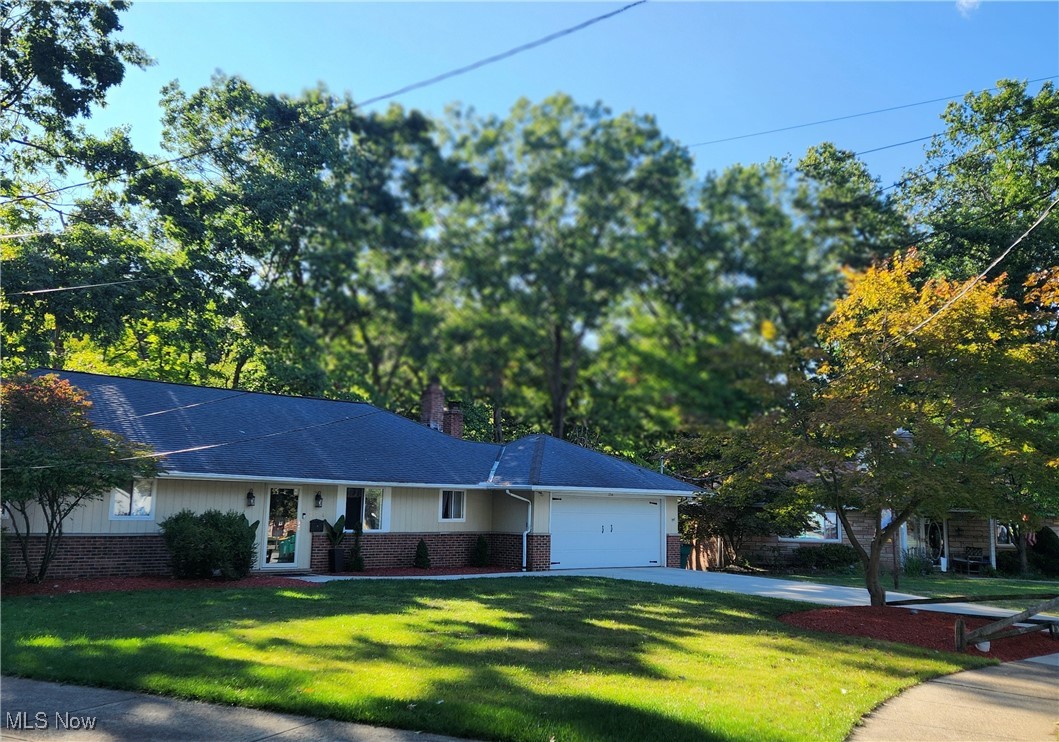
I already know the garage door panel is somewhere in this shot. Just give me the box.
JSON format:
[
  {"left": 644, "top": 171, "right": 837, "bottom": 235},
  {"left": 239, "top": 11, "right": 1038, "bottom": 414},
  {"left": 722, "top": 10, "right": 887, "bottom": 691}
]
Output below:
[{"left": 550, "top": 496, "right": 661, "bottom": 569}]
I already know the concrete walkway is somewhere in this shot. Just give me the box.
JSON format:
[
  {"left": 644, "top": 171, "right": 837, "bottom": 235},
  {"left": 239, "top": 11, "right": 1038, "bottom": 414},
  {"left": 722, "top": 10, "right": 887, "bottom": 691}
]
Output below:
[
  {"left": 851, "top": 656, "right": 1059, "bottom": 741},
  {"left": 0, "top": 677, "right": 466, "bottom": 741}
]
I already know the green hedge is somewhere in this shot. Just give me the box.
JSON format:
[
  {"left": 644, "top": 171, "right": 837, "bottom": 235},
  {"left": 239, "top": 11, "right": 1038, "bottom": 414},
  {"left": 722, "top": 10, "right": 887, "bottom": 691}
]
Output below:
[
  {"left": 791, "top": 543, "right": 860, "bottom": 571},
  {"left": 159, "top": 509, "right": 259, "bottom": 580}
]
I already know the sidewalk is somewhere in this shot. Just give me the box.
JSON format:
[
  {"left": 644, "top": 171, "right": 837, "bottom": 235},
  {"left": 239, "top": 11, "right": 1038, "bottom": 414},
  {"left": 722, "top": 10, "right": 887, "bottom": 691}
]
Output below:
[
  {"left": 850, "top": 655, "right": 1059, "bottom": 741},
  {"left": 0, "top": 677, "right": 467, "bottom": 742}
]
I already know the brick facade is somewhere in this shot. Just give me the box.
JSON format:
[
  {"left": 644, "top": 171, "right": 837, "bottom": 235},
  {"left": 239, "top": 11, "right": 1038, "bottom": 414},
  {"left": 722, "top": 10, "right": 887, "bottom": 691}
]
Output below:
[
  {"left": 666, "top": 534, "right": 681, "bottom": 568},
  {"left": 4, "top": 534, "right": 170, "bottom": 580},
  {"left": 311, "top": 531, "right": 527, "bottom": 572},
  {"left": 527, "top": 534, "right": 551, "bottom": 571}
]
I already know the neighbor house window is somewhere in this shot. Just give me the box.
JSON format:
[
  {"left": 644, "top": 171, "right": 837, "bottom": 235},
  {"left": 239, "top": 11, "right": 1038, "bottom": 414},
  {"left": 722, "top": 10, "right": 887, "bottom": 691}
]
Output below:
[
  {"left": 995, "top": 522, "right": 1017, "bottom": 546},
  {"left": 781, "top": 510, "right": 840, "bottom": 542},
  {"left": 111, "top": 479, "right": 155, "bottom": 520},
  {"left": 440, "top": 490, "right": 465, "bottom": 521},
  {"left": 345, "top": 487, "right": 383, "bottom": 531}
]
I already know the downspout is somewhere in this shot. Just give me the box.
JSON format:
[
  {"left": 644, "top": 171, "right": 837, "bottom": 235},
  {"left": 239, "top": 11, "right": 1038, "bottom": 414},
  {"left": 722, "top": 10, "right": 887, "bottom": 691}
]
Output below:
[{"left": 505, "top": 489, "right": 532, "bottom": 572}]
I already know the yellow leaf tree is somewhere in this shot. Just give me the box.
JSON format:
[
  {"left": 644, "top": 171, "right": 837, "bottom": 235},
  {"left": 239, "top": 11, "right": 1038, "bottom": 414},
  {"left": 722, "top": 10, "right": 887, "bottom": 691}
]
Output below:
[{"left": 741, "top": 251, "right": 1059, "bottom": 605}]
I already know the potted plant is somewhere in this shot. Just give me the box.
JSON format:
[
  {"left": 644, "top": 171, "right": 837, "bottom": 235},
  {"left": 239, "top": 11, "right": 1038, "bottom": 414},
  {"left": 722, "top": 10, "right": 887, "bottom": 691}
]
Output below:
[{"left": 323, "top": 515, "right": 346, "bottom": 573}]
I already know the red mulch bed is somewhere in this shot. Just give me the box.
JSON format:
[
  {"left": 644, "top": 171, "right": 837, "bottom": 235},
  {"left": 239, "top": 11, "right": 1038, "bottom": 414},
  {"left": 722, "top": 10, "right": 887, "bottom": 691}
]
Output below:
[
  {"left": 781, "top": 606, "right": 1058, "bottom": 662},
  {"left": 1, "top": 567, "right": 519, "bottom": 597},
  {"left": 330, "top": 566, "right": 520, "bottom": 578}
]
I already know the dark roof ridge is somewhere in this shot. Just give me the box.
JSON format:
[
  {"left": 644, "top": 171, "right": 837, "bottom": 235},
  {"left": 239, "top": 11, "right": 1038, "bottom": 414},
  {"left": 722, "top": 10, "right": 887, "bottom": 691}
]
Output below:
[
  {"left": 32, "top": 367, "right": 372, "bottom": 408},
  {"left": 35, "top": 368, "right": 503, "bottom": 453}
]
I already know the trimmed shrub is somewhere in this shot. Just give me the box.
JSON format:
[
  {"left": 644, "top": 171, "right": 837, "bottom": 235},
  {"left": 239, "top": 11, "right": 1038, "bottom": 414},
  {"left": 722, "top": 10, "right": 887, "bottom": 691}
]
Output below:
[
  {"left": 160, "top": 509, "right": 258, "bottom": 580},
  {"left": 902, "top": 546, "right": 935, "bottom": 576},
  {"left": 791, "top": 543, "right": 859, "bottom": 571},
  {"left": 995, "top": 549, "right": 1021, "bottom": 576},
  {"left": 413, "top": 538, "right": 431, "bottom": 569},
  {"left": 470, "top": 535, "right": 490, "bottom": 567}
]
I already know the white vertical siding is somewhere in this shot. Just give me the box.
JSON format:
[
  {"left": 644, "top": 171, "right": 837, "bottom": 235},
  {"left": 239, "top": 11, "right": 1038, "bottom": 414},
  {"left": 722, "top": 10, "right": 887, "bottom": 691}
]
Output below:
[
  {"left": 389, "top": 487, "right": 492, "bottom": 532},
  {"left": 491, "top": 491, "right": 531, "bottom": 532},
  {"left": 666, "top": 497, "right": 680, "bottom": 535}
]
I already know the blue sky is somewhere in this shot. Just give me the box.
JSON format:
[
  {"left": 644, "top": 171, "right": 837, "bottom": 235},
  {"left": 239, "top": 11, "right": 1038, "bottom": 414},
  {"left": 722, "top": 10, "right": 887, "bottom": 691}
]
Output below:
[{"left": 88, "top": 1, "right": 1058, "bottom": 189}]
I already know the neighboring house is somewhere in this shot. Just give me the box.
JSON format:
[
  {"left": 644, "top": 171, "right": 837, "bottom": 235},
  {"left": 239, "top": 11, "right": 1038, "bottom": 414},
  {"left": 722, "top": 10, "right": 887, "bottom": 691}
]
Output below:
[
  {"left": 741, "top": 508, "right": 1059, "bottom": 573},
  {"left": 6, "top": 372, "right": 697, "bottom": 579}
]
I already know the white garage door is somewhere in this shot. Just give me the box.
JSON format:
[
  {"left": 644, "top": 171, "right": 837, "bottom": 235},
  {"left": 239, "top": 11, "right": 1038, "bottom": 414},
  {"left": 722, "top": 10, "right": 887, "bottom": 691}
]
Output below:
[{"left": 550, "top": 496, "right": 662, "bottom": 569}]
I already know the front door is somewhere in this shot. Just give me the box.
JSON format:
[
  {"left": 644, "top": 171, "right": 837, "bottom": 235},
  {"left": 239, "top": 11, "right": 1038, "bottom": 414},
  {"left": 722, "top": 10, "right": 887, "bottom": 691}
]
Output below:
[{"left": 264, "top": 487, "right": 300, "bottom": 567}]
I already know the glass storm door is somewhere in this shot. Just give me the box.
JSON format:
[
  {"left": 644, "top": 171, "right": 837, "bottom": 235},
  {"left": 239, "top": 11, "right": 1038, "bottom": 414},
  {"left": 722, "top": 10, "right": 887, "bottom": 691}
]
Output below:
[{"left": 265, "top": 487, "right": 300, "bottom": 565}]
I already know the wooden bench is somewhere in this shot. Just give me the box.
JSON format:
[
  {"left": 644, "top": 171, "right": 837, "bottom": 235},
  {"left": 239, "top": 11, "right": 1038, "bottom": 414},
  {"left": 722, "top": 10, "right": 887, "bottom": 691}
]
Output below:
[{"left": 950, "top": 546, "right": 989, "bottom": 575}]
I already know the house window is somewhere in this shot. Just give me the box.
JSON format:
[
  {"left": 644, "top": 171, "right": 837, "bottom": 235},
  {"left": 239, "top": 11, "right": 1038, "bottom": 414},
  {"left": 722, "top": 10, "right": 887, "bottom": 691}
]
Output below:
[
  {"left": 440, "top": 490, "right": 465, "bottom": 521},
  {"left": 995, "top": 522, "right": 1017, "bottom": 547},
  {"left": 781, "top": 510, "right": 840, "bottom": 543},
  {"left": 111, "top": 479, "right": 155, "bottom": 520},
  {"left": 345, "top": 487, "right": 383, "bottom": 531}
]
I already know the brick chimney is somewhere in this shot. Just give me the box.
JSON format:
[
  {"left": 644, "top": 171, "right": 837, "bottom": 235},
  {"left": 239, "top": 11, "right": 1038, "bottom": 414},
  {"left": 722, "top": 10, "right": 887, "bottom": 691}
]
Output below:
[
  {"left": 420, "top": 380, "right": 445, "bottom": 431},
  {"left": 442, "top": 401, "right": 464, "bottom": 439}
]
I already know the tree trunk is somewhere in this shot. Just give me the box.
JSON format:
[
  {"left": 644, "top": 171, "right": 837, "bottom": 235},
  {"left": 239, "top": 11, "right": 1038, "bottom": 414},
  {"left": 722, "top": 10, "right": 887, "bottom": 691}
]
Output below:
[
  {"left": 891, "top": 531, "right": 901, "bottom": 591},
  {"left": 865, "top": 543, "right": 887, "bottom": 607}
]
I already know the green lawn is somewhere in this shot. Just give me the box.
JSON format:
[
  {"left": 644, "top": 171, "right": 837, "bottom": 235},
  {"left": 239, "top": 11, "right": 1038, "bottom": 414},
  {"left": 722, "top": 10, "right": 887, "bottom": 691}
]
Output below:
[
  {"left": 2, "top": 577, "right": 988, "bottom": 741},
  {"left": 776, "top": 571, "right": 1059, "bottom": 606}
]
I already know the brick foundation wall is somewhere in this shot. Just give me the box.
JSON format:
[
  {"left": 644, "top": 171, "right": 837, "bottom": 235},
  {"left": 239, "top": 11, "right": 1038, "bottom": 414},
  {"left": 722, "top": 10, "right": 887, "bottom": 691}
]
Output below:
[
  {"left": 527, "top": 534, "right": 551, "bottom": 571},
  {"left": 666, "top": 535, "right": 681, "bottom": 568},
  {"left": 4, "top": 534, "right": 170, "bottom": 580},
  {"left": 311, "top": 532, "right": 528, "bottom": 572}
]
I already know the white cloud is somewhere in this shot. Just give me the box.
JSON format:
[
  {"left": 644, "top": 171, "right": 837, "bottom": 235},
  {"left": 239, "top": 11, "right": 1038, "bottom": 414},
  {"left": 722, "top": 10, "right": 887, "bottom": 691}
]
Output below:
[{"left": 957, "top": 0, "right": 982, "bottom": 17}]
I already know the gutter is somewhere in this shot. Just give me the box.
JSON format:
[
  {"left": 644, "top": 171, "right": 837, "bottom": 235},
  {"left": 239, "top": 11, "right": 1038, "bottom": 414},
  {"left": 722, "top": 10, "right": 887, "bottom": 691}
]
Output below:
[{"left": 505, "top": 489, "right": 532, "bottom": 572}]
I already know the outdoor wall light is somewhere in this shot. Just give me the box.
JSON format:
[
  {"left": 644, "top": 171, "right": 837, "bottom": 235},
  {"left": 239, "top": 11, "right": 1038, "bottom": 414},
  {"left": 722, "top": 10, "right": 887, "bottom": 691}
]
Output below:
[
  {"left": 314, "top": 491, "right": 324, "bottom": 508},
  {"left": 246, "top": 489, "right": 256, "bottom": 507}
]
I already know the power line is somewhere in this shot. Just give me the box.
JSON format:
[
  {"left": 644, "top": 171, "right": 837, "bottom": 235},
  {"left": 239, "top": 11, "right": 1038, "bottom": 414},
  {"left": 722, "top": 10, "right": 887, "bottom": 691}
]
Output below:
[
  {"left": 1, "top": 408, "right": 384, "bottom": 471},
  {"left": 9, "top": 386, "right": 252, "bottom": 440},
  {"left": 854, "top": 135, "right": 934, "bottom": 157},
  {"left": 819, "top": 191, "right": 1059, "bottom": 389},
  {"left": 0, "top": 1, "right": 646, "bottom": 208},
  {"left": 893, "top": 192, "right": 1059, "bottom": 343},
  {"left": 687, "top": 75, "right": 1056, "bottom": 149},
  {"left": 5, "top": 79, "right": 1054, "bottom": 298},
  {"left": 4, "top": 174, "right": 1049, "bottom": 300},
  {"left": 8, "top": 275, "right": 164, "bottom": 297}
]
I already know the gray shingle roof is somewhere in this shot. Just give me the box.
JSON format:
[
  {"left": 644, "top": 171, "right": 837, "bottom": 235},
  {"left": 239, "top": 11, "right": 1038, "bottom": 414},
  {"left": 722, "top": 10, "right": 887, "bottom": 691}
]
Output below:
[
  {"left": 41, "top": 371, "right": 697, "bottom": 493},
  {"left": 488, "top": 434, "right": 697, "bottom": 493}
]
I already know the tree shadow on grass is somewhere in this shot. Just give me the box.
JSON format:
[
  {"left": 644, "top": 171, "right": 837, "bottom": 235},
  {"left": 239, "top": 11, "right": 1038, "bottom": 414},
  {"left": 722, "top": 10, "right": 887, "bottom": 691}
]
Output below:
[{"left": 1, "top": 576, "right": 980, "bottom": 741}]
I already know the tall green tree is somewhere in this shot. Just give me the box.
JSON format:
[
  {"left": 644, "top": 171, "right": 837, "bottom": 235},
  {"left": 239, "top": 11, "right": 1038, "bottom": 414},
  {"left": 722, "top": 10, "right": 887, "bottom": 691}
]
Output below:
[
  {"left": 1, "top": 0, "right": 151, "bottom": 221},
  {"left": 127, "top": 76, "right": 469, "bottom": 400},
  {"left": 901, "top": 79, "right": 1059, "bottom": 302},
  {"left": 440, "top": 94, "right": 695, "bottom": 438}
]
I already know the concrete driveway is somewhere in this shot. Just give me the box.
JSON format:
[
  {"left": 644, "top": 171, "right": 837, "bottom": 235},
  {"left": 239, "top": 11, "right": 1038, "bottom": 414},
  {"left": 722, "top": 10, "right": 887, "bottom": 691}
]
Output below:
[{"left": 306, "top": 567, "right": 1052, "bottom": 620}]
